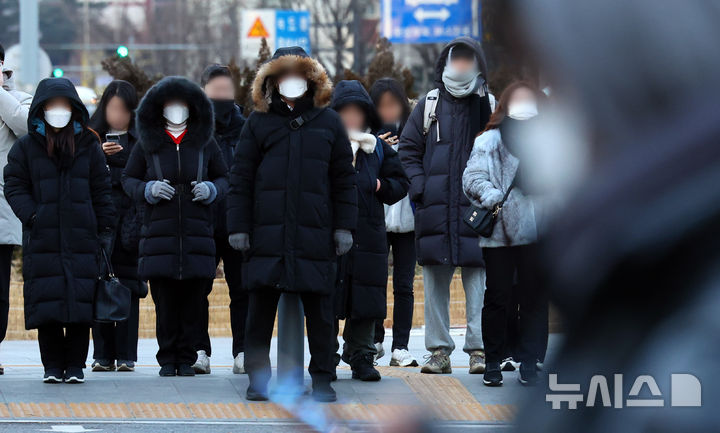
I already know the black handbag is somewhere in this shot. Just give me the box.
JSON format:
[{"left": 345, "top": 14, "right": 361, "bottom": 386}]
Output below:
[
  {"left": 94, "top": 249, "right": 131, "bottom": 323},
  {"left": 463, "top": 180, "right": 516, "bottom": 238}
]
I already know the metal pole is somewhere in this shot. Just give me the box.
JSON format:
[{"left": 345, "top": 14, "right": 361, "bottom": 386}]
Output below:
[
  {"left": 82, "top": 0, "right": 90, "bottom": 86},
  {"left": 19, "top": 0, "right": 39, "bottom": 89},
  {"left": 276, "top": 293, "right": 305, "bottom": 390}
]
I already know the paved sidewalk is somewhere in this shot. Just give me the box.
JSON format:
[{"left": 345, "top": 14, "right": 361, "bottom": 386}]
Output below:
[{"left": 0, "top": 332, "right": 561, "bottom": 432}]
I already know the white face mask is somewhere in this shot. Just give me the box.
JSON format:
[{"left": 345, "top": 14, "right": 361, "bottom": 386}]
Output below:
[
  {"left": 163, "top": 104, "right": 189, "bottom": 124},
  {"left": 278, "top": 77, "right": 308, "bottom": 100},
  {"left": 507, "top": 101, "right": 538, "bottom": 120},
  {"left": 44, "top": 108, "right": 72, "bottom": 129}
]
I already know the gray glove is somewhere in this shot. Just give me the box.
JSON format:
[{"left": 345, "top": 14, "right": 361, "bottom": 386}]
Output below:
[
  {"left": 191, "top": 181, "right": 217, "bottom": 204},
  {"left": 228, "top": 233, "right": 250, "bottom": 252},
  {"left": 334, "top": 229, "right": 353, "bottom": 256},
  {"left": 144, "top": 180, "right": 175, "bottom": 204}
]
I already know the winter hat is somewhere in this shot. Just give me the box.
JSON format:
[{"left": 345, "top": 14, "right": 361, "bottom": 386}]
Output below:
[{"left": 271, "top": 46, "right": 309, "bottom": 61}]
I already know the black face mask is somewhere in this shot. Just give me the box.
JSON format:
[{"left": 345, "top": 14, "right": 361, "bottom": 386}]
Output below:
[{"left": 211, "top": 99, "right": 235, "bottom": 128}]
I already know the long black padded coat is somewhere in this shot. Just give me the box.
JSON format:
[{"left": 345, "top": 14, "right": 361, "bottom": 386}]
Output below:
[
  {"left": 398, "top": 36, "right": 492, "bottom": 267},
  {"left": 3, "top": 77, "right": 115, "bottom": 329},
  {"left": 122, "top": 77, "right": 228, "bottom": 281},
  {"left": 226, "top": 47, "right": 357, "bottom": 295},
  {"left": 331, "top": 80, "right": 409, "bottom": 319},
  {"left": 211, "top": 102, "right": 245, "bottom": 240}
]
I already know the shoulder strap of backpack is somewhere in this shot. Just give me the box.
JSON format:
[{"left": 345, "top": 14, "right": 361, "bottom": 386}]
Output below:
[
  {"left": 375, "top": 139, "right": 384, "bottom": 166},
  {"left": 289, "top": 107, "right": 324, "bottom": 131},
  {"left": 152, "top": 153, "right": 163, "bottom": 181},
  {"left": 196, "top": 145, "right": 204, "bottom": 183},
  {"left": 422, "top": 88, "right": 440, "bottom": 141}
]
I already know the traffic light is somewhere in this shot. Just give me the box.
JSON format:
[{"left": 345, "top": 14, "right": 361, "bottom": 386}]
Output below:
[
  {"left": 52, "top": 68, "right": 64, "bottom": 78},
  {"left": 116, "top": 45, "right": 129, "bottom": 58}
]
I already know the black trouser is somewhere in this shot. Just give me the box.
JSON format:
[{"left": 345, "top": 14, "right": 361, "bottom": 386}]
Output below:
[
  {"left": 503, "top": 284, "right": 549, "bottom": 362},
  {"left": 482, "top": 245, "right": 548, "bottom": 364},
  {"left": 335, "top": 318, "right": 377, "bottom": 358},
  {"left": 37, "top": 324, "right": 90, "bottom": 370},
  {"left": 197, "top": 236, "right": 248, "bottom": 357},
  {"left": 92, "top": 279, "right": 142, "bottom": 362},
  {"left": 375, "top": 232, "right": 415, "bottom": 350},
  {"left": 0, "top": 245, "right": 13, "bottom": 346},
  {"left": 245, "top": 290, "right": 334, "bottom": 390},
  {"left": 150, "top": 278, "right": 206, "bottom": 367}
]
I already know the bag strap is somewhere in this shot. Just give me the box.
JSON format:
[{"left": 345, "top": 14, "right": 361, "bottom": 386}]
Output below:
[
  {"left": 495, "top": 177, "right": 517, "bottom": 213},
  {"left": 152, "top": 153, "right": 163, "bottom": 181},
  {"left": 101, "top": 248, "right": 116, "bottom": 278},
  {"left": 289, "top": 107, "right": 324, "bottom": 131},
  {"left": 196, "top": 145, "right": 204, "bottom": 184},
  {"left": 422, "top": 88, "right": 440, "bottom": 141}
]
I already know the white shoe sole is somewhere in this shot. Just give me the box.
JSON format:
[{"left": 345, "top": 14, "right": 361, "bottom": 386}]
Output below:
[
  {"left": 483, "top": 378, "right": 503, "bottom": 386},
  {"left": 117, "top": 364, "right": 135, "bottom": 372},
  {"left": 192, "top": 364, "right": 211, "bottom": 374},
  {"left": 43, "top": 375, "right": 62, "bottom": 383},
  {"left": 65, "top": 376, "right": 84, "bottom": 384},
  {"left": 390, "top": 358, "right": 419, "bottom": 367}
]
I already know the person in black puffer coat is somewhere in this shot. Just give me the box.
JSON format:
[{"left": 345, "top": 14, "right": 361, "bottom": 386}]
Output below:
[
  {"left": 330, "top": 80, "right": 409, "bottom": 382},
  {"left": 226, "top": 47, "right": 357, "bottom": 403},
  {"left": 193, "top": 64, "right": 248, "bottom": 375},
  {"left": 398, "top": 36, "right": 492, "bottom": 375},
  {"left": 88, "top": 80, "right": 146, "bottom": 373},
  {"left": 122, "top": 76, "right": 228, "bottom": 377},
  {"left": 3, "top": 77, "right": 115, "bottom": 383}
]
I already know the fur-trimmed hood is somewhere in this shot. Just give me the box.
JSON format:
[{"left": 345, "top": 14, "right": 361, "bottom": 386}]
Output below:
[
  {"left": 136, "top": 76, "right": 214, "bottom": 152},
  {"left": 251, "top": 47, "right": 333, "bottom": 113}
]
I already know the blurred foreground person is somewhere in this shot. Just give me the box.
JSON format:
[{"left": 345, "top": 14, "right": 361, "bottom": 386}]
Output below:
[
  {"left": 507, "top": 0, "right": 720, "bottom": 431},
  {"left": 193, "top": 64, "right": 248, "bottom": 375},
  {"left": 89, "top": 80, "right": 145, "bottom": 373},
  {"left": 0, "top": 43, "right": 31, "bottom": 374},
  {"left": 399, "top": 36, "right": 492, "bottom": 374},
  {"left": 227, "top": 47, "right": 356, "bottom": 402},
  {"left": 369, "top": 77, "right": 418, "bottom": 367},
  {"left": 331, "top": 80, "right": 409, "bottom": 382},
  {"left": 3, "top": 78, "right": 115, "bottom": 383},
  {"left": 122, "top": 77, "right": 228, "bottom": 377},
  {"left": 463, "top": 81, "right": 550, "bottom": 387}
]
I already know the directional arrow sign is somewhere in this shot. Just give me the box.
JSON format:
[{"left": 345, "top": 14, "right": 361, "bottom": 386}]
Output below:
[{"left": 382, "top": 0, "right": 480, "bottom": 43}]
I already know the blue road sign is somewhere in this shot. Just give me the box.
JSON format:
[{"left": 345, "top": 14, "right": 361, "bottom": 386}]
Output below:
[
  {"left": 381, "top": 0, "right": 480, "bottom": 44},
  {"left": 276, "top": 10, "right": 311, "bottom": 55}
]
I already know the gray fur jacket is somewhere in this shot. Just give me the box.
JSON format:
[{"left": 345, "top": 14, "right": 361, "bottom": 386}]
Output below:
[{"left": 462, "top": 129, "right": 538, "bottom": 248}]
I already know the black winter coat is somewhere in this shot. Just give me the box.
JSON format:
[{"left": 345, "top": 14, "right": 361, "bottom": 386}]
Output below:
[
  {"left": 3, "top": 78, "right": 115, "bottom": 329},
  {"left": 227, "top": 48, "right": 357, "bottom": 295},
  {"left": 212, "top": 103, "right": 245, "bottom": 239},
  {"left": 399, "top": 36, "right": 492, "bottom": 267},
  {"left": 122, "top": 77, "right": 228, "bottom": 281}
]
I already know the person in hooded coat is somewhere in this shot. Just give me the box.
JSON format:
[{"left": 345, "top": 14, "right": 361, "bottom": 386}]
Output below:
[
  {"left": 87, "top": 80, "right": 145, "bottom": 373},
  {"left": 226, "top": 46, "right": 357, "bottom": 402},
  {"left": 398, "top": 36, "right": 492, "bottom": 375},
  {"left": 3, "top": 77, "right": 115, "bottom": 383},
  {"left": 122, "top": 76, "right": 228, "bottom": 378},
  {"left": 0, "top": 44, "right": 32, "bottom": 374},
  {"left": 368, "top": 77, "right": 418, "bottom": 367},
  {"left": 330, "top": 80, "right": 409, "bottom": 382},
  {"left": 192, "top": 64, "right": 248, "bottom": 375}
]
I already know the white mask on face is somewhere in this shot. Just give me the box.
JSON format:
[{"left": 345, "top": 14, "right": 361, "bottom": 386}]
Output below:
[
  {"left": 278, "top": 77, "right": 308, "bottom": 100},
  {"left": 44, "top": 108, "right": 72, "bottom": 129},
  {"left": 163, "top": 104, "right": 189, "bottom": 124},
  {"left": 507, "top": 101, "right": 538, "bottom": 120}
]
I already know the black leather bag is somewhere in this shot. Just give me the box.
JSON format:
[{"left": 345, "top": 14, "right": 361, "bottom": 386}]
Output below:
[
  {"left": 94, "top": 249, "right": 131, "bottom": 323},
  {"left": 463, "top": 181, "right": 516, "bottom": 238}
]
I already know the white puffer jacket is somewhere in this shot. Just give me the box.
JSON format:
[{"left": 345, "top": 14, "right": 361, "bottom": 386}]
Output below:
[{"left": 0, "top": 68, "right": 32, "bottom": 245}]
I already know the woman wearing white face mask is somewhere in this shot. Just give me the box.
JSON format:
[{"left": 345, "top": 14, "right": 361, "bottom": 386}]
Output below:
[
  {"left": 462, "top": 81, "right": 549, "bottom": 387},
  {"left": 122, "top": 77, "right": 229, "bottom": 378},
  {"left": 3, "top": 77, "right": 116, "bottom": 384}
]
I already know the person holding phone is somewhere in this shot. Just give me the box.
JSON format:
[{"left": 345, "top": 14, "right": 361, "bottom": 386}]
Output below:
[
  {"left": 88, "top": 80, "right": 145, "bottom": 373},
  {"left": 368, "top": 78, "right": 418, "bottom": 368}
]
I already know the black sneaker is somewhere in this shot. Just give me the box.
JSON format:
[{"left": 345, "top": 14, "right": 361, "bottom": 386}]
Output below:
[
  {"left": 117, "top": 360, "right": 135, "bottom": 372},
  {"left": 518, "top": 362, "right": 539, "bottom": 386},
  {"left": 312, "top": 381, "right": 337, "bottom": 402},
  {"left": 246, "top": 386, "right": 269, "bottom": 401},
  {"left": 483, "top": 362, "right": 503, "bottom": 387},
  {"left": 91, "top": 359, "right": 115, "bottom": 372},
  {"left": 159, "top": 364, "right": 176, "bottom": 377},
  {"left": 176, "top": 364, "right": 196, "bottom": 376},
  {"left": 350, "top": 353, "right": 381, "bottom": 382},
  {"left": 64, "top": 368, "right": 85, "bottom": 384},
  {"left": 43, "top": 368, "right": 63, "bottom": 383}
]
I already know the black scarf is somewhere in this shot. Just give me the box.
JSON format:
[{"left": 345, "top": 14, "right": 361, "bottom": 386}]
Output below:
[
  {"left": 499, "top": 116, "right": 539, "bottom": 194},
  {"left": 212, "top": 99, "right": 235, "bottom": 131},
  {"left": 269, "top": 90, "right": 315, "bottom": 117}
]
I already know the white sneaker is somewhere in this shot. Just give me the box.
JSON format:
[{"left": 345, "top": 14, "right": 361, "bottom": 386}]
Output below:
[
  {"left": 390, "top": 349, "right": 418, "bottom": 367},
  {"left": 374, "top": 343, "right": 385, "bottom": 361},
  {"left": 192, "top": 350, "right": 211, "bottom": 374},
  {"left": 501, "top": 357, "right": 520, "bottom": 372},
  {"left": 233, "top": 352, "right": 245, "bottom": 374}
]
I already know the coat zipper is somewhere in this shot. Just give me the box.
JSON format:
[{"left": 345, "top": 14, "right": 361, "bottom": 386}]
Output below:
[{"left": 176, "top": 143, "right": 183, "bottom": 279}]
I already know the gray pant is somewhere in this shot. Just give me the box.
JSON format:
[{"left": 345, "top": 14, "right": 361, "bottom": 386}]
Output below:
[{"left": 423, "top": 265, "right": 486, "bottom": 355}]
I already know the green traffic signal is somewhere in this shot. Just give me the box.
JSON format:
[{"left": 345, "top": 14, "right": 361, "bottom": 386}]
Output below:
[
  {"left": 52, "top": 68, "right": 64, "bottom": 78},
  {"left": 116, "top": 45, "right": 129, "bottom": 58}
]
